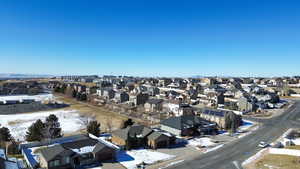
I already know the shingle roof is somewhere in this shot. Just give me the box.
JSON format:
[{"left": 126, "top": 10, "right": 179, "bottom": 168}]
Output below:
[
  {"left": 92, "top": 143, "right": 107, "bottom": 153},
  {"left": 147, "top": 131, "right": 170, "bottom": 140},
  {"left": 147, "top": 99, "right": 163, "bottom": 105},
  {"left": 39, "top": 144, "right": 74, "bottom": 162},
  {"left": 112, "top": 125, "right": 153, "bottom": 140},
  {"left": 61, "top": 138, "right": 98, "bottom": 150},
  {"left": 161, "top": 115, "right": 208, "bottom": 130},
  {"left": 38, "top": 136, "right": 113, "bottom": 162}
]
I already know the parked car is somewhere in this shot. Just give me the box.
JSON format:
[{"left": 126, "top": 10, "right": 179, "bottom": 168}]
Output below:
[{"left": 258, "top": 141, "right": 269, "bottom": 148}]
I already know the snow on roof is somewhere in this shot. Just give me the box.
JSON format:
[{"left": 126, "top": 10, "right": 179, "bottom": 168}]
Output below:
[
  {"left": 71, "top": 146, "right": 96, "bottom": 154},
  {"left": 88, "top": 134, "right": 120, "bottom": 150}
]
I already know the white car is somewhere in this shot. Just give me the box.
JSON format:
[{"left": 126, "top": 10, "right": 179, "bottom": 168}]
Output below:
[{"left": 258, "top": 141, "right": 269, "bottom": 148}]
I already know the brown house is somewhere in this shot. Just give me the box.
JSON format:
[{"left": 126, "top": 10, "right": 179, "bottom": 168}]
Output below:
[
  {"left": 111, "top": 125, "right": 153, "bottom": 149},
  {"left": 147, "top": 131, "right": 175, "bottom": 149}
]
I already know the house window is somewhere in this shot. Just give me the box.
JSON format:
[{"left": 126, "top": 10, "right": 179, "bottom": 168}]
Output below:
[
  {"left": 62, "top": 157, "right": 70, "bottom": 164},
  {"left": 54, "top": 160, "right": 60, "bottom": 166},
  {"left": 82, "top": 153, "right": 93, "bottom": 160},
  {"left": 49, "top": 160, "right": 60, "bottom": 167}
]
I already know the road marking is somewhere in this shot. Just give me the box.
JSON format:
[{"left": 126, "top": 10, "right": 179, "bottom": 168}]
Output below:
[{"left": 232, "top": 161, "right": 242, "bottom": 169}]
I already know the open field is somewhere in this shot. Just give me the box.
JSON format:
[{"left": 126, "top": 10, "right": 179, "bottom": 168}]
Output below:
[{"left": 55, "top": 94, "right": 137, "bottom": 132}]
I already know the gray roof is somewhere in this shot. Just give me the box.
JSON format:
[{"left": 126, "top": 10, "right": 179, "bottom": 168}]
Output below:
[
  {"left": 38, "top": 136, "right": 114, "bottom": 162},
  {"left": 161, "top": 115, "right": 209, "bottom": 130},
  {"left": 112, "top": 125, "right": 153, "bottom": 140},
  {"left": 147, "top": 131, "right": 170, "bottom": 140},
  {"left": 39, "top": 144, "right": 74, "bottom": 162},
  {"left": 92, "top": 143, "right": 107, "bottom": 153},
  {"left": 147, "top": 99, "right": 163, "bottom": 105}
]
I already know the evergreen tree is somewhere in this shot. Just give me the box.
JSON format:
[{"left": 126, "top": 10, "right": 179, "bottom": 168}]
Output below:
[
  {"left": 44, "top": 114, "right": 62, "bottom": 139},
  {"left": 87, "top": 120, "right": 101, "bottom": 137},
  {"left": 224, "top": 112, "right": 242, "bottom": 134},
  {"left": 80, "top": 93, "right": 87, "bottom": 101},
  {"left": 26, "top": 119, "right": 45, "bottom": 142},
  {"left": 122, "top": 119, "right": 134, "bottom": 129},
  {"left": 0, "top": 127, "right": 11, "bottom": 142},
  {"left": 72, "top": 89, "right": 77, "bottom": 98}
]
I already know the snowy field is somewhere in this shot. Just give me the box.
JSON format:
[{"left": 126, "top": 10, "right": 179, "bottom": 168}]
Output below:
[
  {"left": 0, "top": 93, "right": 54, "bottom": 102},
  {"left": 117, "top": 149, "right": 175, "bottom": 169},
  {"left": 0, "top": 109, "right": 87, "bottom": 141}
]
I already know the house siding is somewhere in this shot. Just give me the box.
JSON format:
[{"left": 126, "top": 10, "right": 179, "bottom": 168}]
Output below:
[{"left": 160, "top": 125, "right": 181, "bottom": 136}]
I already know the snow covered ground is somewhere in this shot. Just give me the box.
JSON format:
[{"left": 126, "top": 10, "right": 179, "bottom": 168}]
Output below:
[
  {"left": 0, "top": 109, "right": 87, "bottom": 141},
  {"left": 0, "top": 93, "right": 54, "bottom": 102},
  {"left": 117, "top": 149, "right": 175, "bottom": 169},
  {"left": 188, "top": 137, "right": 216, "bottom": 148}
]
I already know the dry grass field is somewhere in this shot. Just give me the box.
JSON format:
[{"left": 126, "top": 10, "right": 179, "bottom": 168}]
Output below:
[
  {"left": 55, "top": 94, "right": 141, "bottom": 132},
  {"left": 254, "top": 154, "right": 300, "bottom": 169}
]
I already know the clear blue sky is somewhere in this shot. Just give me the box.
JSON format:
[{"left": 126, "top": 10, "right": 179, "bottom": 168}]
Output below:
[{"left": 0, "top": 0, "right": 299, "bottom": 77}]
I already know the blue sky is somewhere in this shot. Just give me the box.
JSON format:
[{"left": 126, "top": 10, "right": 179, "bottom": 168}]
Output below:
[{"left": 0, "top": 0, "right": 299, "bottom": 77}]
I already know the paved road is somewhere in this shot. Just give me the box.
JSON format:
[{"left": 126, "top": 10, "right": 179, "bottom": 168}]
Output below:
[{"left": 169, "top": 101, "right": 300, "bottom": 169}]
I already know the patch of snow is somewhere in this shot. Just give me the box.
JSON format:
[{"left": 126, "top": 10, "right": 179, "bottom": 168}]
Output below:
[
  {"left": 71, "top": 146, "right": 95, "bottom": 154},
  {"left": 88, "top": 134, "right": 120, "bottom": 150},
  {"left": 0, "top": 109, "right": 87, "bottom": 141},
  {"left": 188, "top": 137, "right": 216, "bottom": 148},
  {"left": 269, "top": 148, "right": 300, "bottom": 156},
  {"left": 0, "top": 94, "right": 54, "bottom": 102},
  {"left": 117, "top": 149, "right": 175, "bottom": 169},
  {"left": 205, "top": 144, "right": 224, "bottom": 153}
]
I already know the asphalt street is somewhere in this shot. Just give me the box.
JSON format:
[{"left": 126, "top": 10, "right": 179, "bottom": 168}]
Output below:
[{"left": 169, "top": 101, "right": 300, "bottom": 169}]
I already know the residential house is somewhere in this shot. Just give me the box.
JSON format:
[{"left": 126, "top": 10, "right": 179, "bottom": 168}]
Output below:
[
  {"left": 20, "top": 134, "right": 118, "bottom": 169},
  {"left": 198, "top": 108, "right": 241, "bottom": 129},
  {"left": 135, "top": 93, "right": 149, "bottom": 106},
  {"left": 148, "top": 87, "right": 160, "bottom": 96},
  {"left": 114, "top": 91, "right": 129, "bottom": 103},
  {"left": 238, "top": 96, "right": 257, "bottom": 112},
  {"left": 160, "top": 115, "right": 217, "bottom": 136},
  {"left": 144, "top": 99, "right": 164, "bottom": 112},
  {"left": 111, "top": 125, "right": 153, "bottom": 149},
  {"left": 147, "top": 131, "right": 175, "bottom": 149}
]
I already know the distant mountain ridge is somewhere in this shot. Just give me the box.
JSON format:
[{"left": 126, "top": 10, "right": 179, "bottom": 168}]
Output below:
[{"left": 0, "top": 73, "right": 53, "bottom": 79}]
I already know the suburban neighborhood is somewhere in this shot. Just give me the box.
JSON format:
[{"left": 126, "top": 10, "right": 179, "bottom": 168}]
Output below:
[
  {"left": 1, "top": 1, "right": 299, "bottom": 169},
  {"left": 0, "top": 75, "right": 300, "bottom": 169}
]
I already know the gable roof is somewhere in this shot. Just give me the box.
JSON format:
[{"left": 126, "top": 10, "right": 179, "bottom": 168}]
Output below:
[
  {"left": 147, "top": 131, "right": 171, "bottom": 141},
  {"left": 112, "top": 125, "right": 153, "bottom": 140},
  {"left": 161, "top": 115, "right": 208, "bottom": 130},
  {"left": 61, "top": 138, "right": 98, "bottom": 150},
  {"left": 39, "top": 144, "right": 74, "bottom": 162}
]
